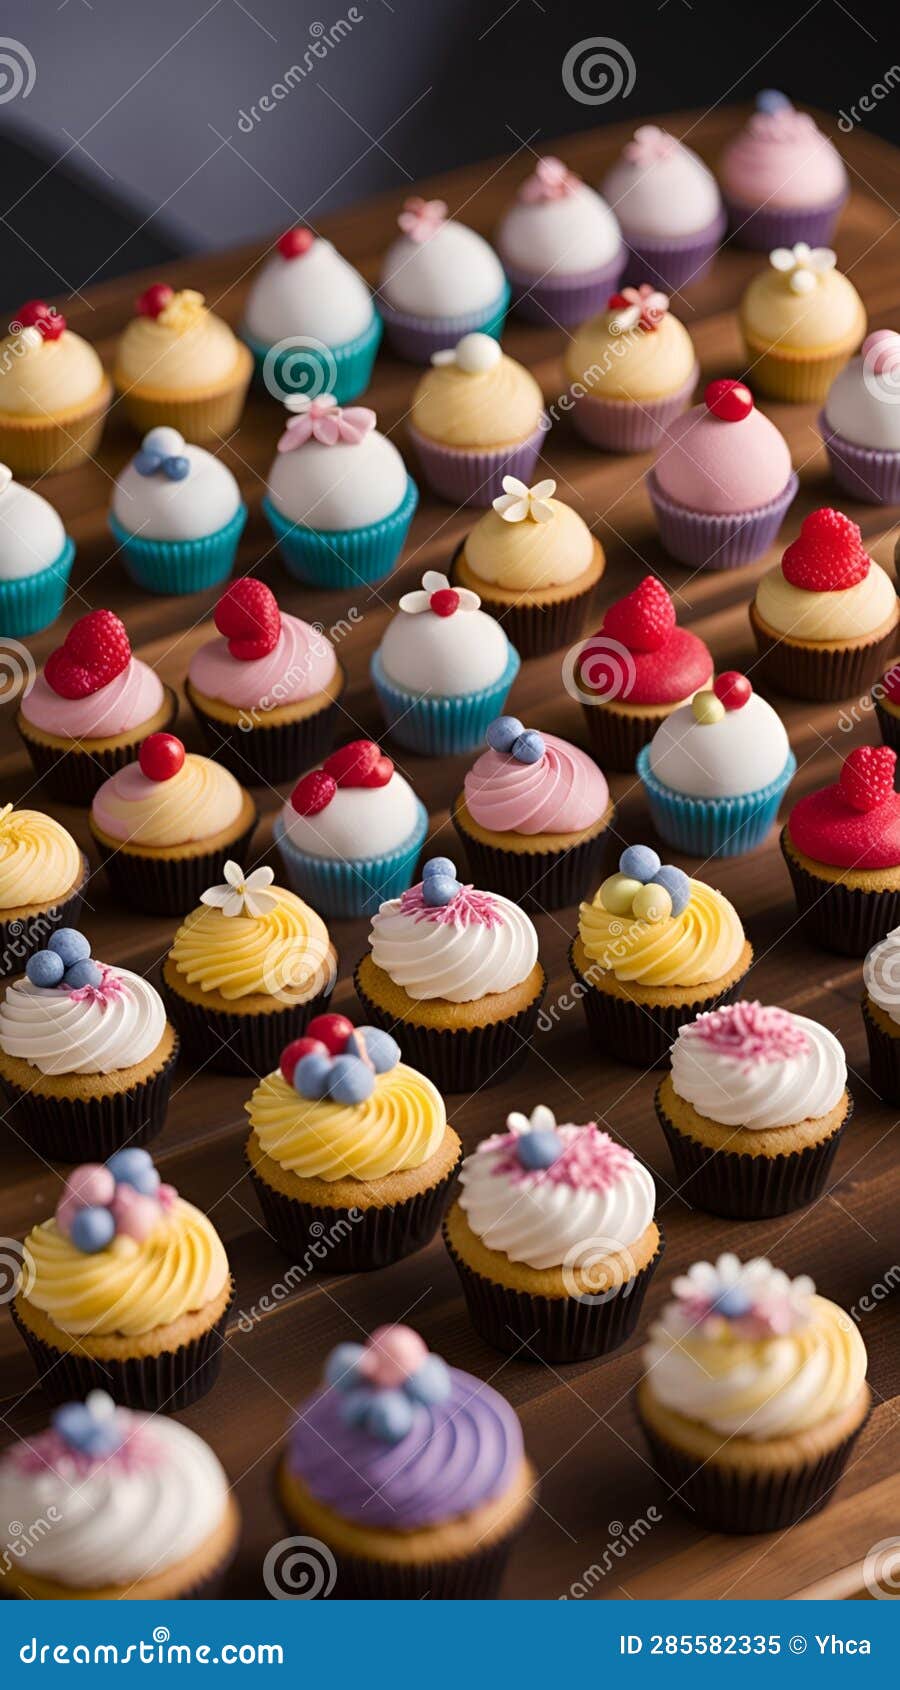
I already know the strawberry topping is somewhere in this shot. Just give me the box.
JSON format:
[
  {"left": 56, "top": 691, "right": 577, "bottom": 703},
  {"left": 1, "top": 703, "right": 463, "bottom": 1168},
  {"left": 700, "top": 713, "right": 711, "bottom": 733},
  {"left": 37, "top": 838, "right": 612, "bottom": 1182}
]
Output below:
[
  {"left": 839, "top": 745, "right": 896, "bottom": 813},
  {"left": 214, "top": 578, "right": 281, "bottom": 661},
  {"left": 781, "top": 508, "right": 871, "bottom": 593},
  {"left": 290, "top": 770, "right": 337, "bottom": 816},
  {"left": 603, "top": 576, "right": 676, "bottom": 654},
  {"left": 323, "top": 740, "right": 393, "bottom": 788},
  {"left": 44, "top": 611, "right": 131, "bottom": 700}
]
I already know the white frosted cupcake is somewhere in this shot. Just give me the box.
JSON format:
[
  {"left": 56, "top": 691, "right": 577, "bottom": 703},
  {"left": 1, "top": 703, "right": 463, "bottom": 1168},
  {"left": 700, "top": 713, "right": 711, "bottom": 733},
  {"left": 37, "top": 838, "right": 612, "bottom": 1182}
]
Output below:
[
  {"left": 821, "top": 329, "right": 900, "bottom": 504},
  {"left": 242, "top": 227, "right": 381, "bottom": 403},
  {"left": 495, "top": 156, "right": 624, "bottom": 324},
  {"left": 602, "top": 126, "right": 725, "bottom": 293},
  {"left": 109, "top": 426, "right": 246, "bottom": 594},
  {"left": 0, "top": 464, "right": 74, "bottom": 636},
  {"left": 378, "top": 197, "right": 509, "bottom": 361}
]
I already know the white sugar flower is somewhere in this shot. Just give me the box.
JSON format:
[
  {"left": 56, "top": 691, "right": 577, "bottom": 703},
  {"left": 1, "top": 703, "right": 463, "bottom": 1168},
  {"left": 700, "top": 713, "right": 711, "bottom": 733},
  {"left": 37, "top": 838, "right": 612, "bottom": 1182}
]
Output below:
[
  {"left": 769, "top": 242, "right": 836, "bottom": 295},
  {"left": 493, "top": 476, "right": 556, "bottom": 524},
  {"left": 398, "top": 569, "right": 480, "bottom": 615},
  {"left": 506, "top": 1104, "right": 557, "bottom": 1136},
  {"left": 201, "top": 861, "right": 278, "bottom": 919}
]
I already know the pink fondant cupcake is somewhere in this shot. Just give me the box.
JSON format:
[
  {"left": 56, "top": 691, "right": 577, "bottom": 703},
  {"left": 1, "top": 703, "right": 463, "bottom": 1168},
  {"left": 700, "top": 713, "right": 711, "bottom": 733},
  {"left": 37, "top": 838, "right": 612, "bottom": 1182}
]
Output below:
[
  {"left": 186, "top": 577, "right": 344, "bottom": 785},
  {"left": 16, "top": 610, "right": 177, "bottom": 805},
  {"left": 647, "top": 379, "right": 798, "bottom": 569},
  {"left": 495, "top": 156, "right": 625, "bottom": 326},
  {"left": 602, "top": 126, "right": 725, "bottom": 294},
  {"left": 719, "top": 92, "right": 848, "bottom": 251}
]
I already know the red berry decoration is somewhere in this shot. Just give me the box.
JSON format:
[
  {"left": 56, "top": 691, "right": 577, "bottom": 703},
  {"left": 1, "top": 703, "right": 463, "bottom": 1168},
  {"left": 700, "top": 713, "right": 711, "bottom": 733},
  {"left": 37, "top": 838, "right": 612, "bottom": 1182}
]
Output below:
[
  {"left": 44, "top": 610, "right": 132, "bottom": 700},
  {"left": 290, "top": 770, "right": 337, "bottom": 816},
  {"left": 781, "top": 508, "right": 870, "bottom": 593},
  {"left": 430, "top": 588, "right": 459, "bottom": 618},
  {"left": 839, "top": 746, "right": 896, "bottom": 813},
  {"left": 18, "top": 299, "right": 65, "bottom": 341},
  {"left": 324, "top": 740, "right": 393, "bottom": 788},
  {"left": 306, "top": 1013, "right": 355, "bottom": 1055},
  {"left": 713, "top": 671, "right": 752, "bottom": 711},
  {"left": 280, "top": 1036, "right": 328, "bottom": 1084},
  {"left": 705, "top": 379, "right": 753, "bottom": 422},
  {"left": 139, "top": 733, "right": 185, "bottom": 783},
  {"left": 607, "top": 292, "right": 631, "bottom": 310},
  {"left": 214, "top": 577, "right": 281, "bottom": 661},
  {"left": 278, "top": 228, "right": 314, "bottom": 259},
  {"left": 136, "top": 283, "right": 174, "bottom": 319},
  {"left": 603, "top": 576, "right": 675, "bottom": 654}
]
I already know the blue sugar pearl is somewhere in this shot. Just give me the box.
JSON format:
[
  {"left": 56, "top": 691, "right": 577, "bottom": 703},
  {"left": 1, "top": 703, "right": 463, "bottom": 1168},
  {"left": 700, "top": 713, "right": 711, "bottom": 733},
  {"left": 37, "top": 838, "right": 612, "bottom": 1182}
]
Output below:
[
  {"left": 70, "top": 1206, "right": 116, "bottom": 1254},
  {"left": 48, "top": 929, "right": 91, "bottom": 968},
  {"left": 619, "top": 845, "right": 661, "bottom": 885},
  {"left": 422, "top": 856, "right": 455, "bottom": 880},
  {"left": 327, "top": 1054, "right": 376, "bottom": 1105},
  {"left": 757, "top": 88, "right": 791, "bottom": 113},
  {"left": 134, "top": 448, "right": 162, "bottom": 477},
  {"left": 324, "top": 1342, "right": 366, "bottom": 1391},
  {"left": 713, "top": 1287, "right": 752, "bottom": 1319},
  {"left": 366, "top": 1390, "right": 414, "bottom": 1444},
  {"left": 53, "top": 1403, "right": 120, "bottom": 1459},
  {"left": 339, "top": 1387, "right": 377, "bottom": 1429},
  {"left": 106, "top": 1147, "right": 159, "bottom": 1197},
  {"left": 25, "top": 950, "right": 65, "bottom": 988},
  {"left": 512, "top": 730, "right": 545, "bottom": 765},
  {"left": 654, "top": 865, "right": 691, "bottom": 918},
  {"left": 486, "top": 715, "right": 524, "bottom": 754},
  {"left": 294, "top": 1052, "right": 333, "bottom": 1100},
  {"left": 358, "top": 1027, "right": 401, "bottom": 1074},
  {"left": 406, "top": 1354, "right": 451, "bottom": 1405},
  {"left": 163, "top": 455, "right": 190, "bottom": 481},
  {"left": 423, "top": 874, "right": 459, "bottom": 907},
  {"left": 518, "top": 1129, "right": 564, "bottom": 1170},
  {"left": 63, "top": 960, "right": 103, "bottom": 990}
]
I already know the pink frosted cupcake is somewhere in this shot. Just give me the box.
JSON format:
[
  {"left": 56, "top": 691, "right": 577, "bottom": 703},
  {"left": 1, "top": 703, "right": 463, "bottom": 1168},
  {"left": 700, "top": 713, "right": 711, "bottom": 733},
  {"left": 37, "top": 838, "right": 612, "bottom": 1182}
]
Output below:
[
  {"left": 186, "top": 577, "right": 344, "bottom": 785},
  {"left": 16, "top": 610, "right": 177, "bottom": 804},
  {"left": 602, "top": 126, "right": 725, "bottom": 294},
  {"left": 495, "top": 156, "right": 624, "bottom": 326},
  {"left": 719, "top": 92, "right": 848, "bottom": 251},
  {"left": 647, "top": 379, "right": 798, "bottom": 568}
]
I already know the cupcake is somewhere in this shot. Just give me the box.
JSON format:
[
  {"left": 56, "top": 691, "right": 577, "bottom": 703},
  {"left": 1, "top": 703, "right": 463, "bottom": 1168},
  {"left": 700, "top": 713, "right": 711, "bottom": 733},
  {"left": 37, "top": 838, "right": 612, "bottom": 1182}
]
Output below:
[
  {"left": 161, "top": 860, "right": 337, "bottom": 1077},
  {"left": 354, "top": 856, "right": 545, "bottom": 1092},
  {"left": 277, "top": 1324, "right": 534, "bottom": 1598},
  {"left": 245, "top": 1020, "right": 461, "bottom": 1268},
  {"left": 495, "top": 155, "right": 624, "bottom": 326},
  {"left": 0, "top": 928, "right": 178, "bottom": 1163},
  {"left": 90, "top": 733, "right": 257, "bottom": 917},
  {"left": 637, "top": 673, "right": 796, "bottom": 858},
  {"left": 636, "top": 1254, "right": 869, "bottom": 1533},
  {"left": 186, "top": 577, "right": 343, "bottom": 784},
  {"left": 451, "top": 474, "right": 605, "bottom": 657},
  {"left": 739, "top": 244, "right": 866, "bottom": 403},
  {"left": 0, "top": 465, "right": 74, "bottom": 637},
  {"left": 113, "top": 283, "right": 252, "bottom": 442},
  {"left": 0, "top": 804, "right": 89, "bottom": 978},
  {"left": 452, "top": 715, "right": 615, "bottom": 909},
  {"left": 862, "top": 927, "right": 900, "bottom": 1103},
  {"left": 719, "top": 92, "right": 848, "bottom": 251},
  {"left": 371, "top": 569, "right": 520, "bottom": 754},
  {"left": 445, "top": 1104, "right": 663, "bottom": 1363},
  {"left": 274, "top": 740, "right": 427, "bottom": 919},
  {"left": 0, "top": 301, "right": 111, "bottom": 477},
  {"left": 782, "top": 745, "right": 900, "bottom": 955},
  {"left": 601, "top": 126, "right": 725, "bottom": 293},
  {"left": 821, "top": 329, "right": 900, "bottom": 505},
  {"left": 241, "top": 227, "right": 381, "bottom": 404},
  {"left": 875, "top": 656, "right": 900, "bottom": 756},
  {"left": 16, "top": 609, "right": 177, "bottom": 804},
  {"left": 408, "top": 333, "right": 545, "bottom": 507},
  {"left": 574, "top": 576, "right": 713, "bottom": 770},
  {"left": 378, "top": 197, "right": 509, "bottom": 362},
  {"left": 647, "top": 379, "right": 797, "bottom": 569},
  {"left": 13, "top": 1150, "right": 232, "bottom": 1409},
  {"left": 0, "top": 1392, "right": 239, "bottom": 1599},
  {"left": 108, "top": 426, "right": 246, "bottom": 594},
  {"left": 564, "top": 286, "right": 698, "bottom": 452},
  {"left": 263, "top": 395, "right": 417, "bottom": 587},
  {"left": 656, "top": 1001, "right": 851, "bottom": 1219},
  {"left": 570, "top": 845, "right": 753, "bottom": 1068},
  {"left": 750, "top": 507, "right": 899, "bottom": 701}
]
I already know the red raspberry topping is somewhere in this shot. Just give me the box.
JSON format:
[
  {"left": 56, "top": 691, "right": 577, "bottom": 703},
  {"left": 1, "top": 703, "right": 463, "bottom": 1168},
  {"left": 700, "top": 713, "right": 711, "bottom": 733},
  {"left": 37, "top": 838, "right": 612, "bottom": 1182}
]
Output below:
[
  {"left": 214, "top": 578, "right": 281, "bottom": 661},
  {"left": 306, "top": 1013, "right": 354, "bottom": 1054},
  {"left": 44, "top": 610, "right": 132, "bottom": 700},
  {"left": 607, "top": 292, "right": 631, "bottom": 310},
  {"left": 139, "top": 733, "right": 185, "bottom": 782},
  {"left": 430, "top": 588, "right": 459, "bottom": 617},
  {"left": 781, "top": 508, "right": 871, "bottom": 593},
  {"left": 278, "top": 228, "right": 314, "bottom": 259},
  {"left": 705, "top": 379, "right": 753, "bottom": 421},
  {"left": 280, "top": 1036, "right": 328, "bottom": 1084},
  {"left": 839, "top": 745, "right": 896, "bottom": 812},
  {"left": 291, "top": 770, "right": 336, "bottom": 816},
  {"left": 18, "top": 300, "right": 65, "bottom": 341},
  {"left": 602, "top": 576, "right": 675, "bottom": 654},
  {"left": 713, "top": 671, "right": 752, "bottom": 711},
  {"left": 324, "top": 740, "right": 393, "bottom": 788},
  {"left": 136, "top": 283, "right": 174, "bottom": 319}
]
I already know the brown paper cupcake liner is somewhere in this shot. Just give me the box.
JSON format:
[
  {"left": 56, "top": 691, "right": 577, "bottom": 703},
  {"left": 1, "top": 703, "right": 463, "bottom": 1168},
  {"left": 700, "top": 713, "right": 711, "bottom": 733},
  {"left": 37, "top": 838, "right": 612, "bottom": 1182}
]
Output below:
[
  {"left": 0, "top": 1038, "right": 179, "bottom": 1164},
  {"left": 0, "top": 858, "right": 90, "bottom": 980},
  {"left": 451, "top": 812, "right": 614, "bottom": 913},
  {"left": 0, "top": 384, "right": 111, "bottom": 478},
  {"left": 581, "top": 702, "right": 673, "bottom": 773},
  {"left": 655, "top": 1086, "right": 851, "bottom": 1220},
  {"left": 353, "top": 962, "right": 547, "bottom": 1092},
  {"left": 568, "top": 941, "right": 749, "bottom": 1069},
  {"left": 186, "top": 689, "right": 341, "bottom": 787},
  {"left": 637, "top": 1409, "right": 868, "bottom": 1533},
  {"left": 16, "top": 690, "right": 180, "bottom": 806},
  {"left": 874, "top": 697, "right": 900, "bottom": 757},
  {"left": 450, "top": 539, "right": 598, "bottom": 660},
  {"left": 749, "top": 605, "right": 897, "bottom": 703},
  {"left": 92, "top": 818, "right": 257, "bottom": 917},
  {"left": 11, "top": 1290, "right": 232, "bottom": 1411},
  {"left": 160, "top": 976, "right": 334, "bottom": 1078},
  {"left": 780, "top": 828, "right": 900, "bottom": 956},
  {"left": 444, "top": 1223, "right": 664, "bottom": 1363},
  {"left": 318, "top": 1527, "right": 524, "bottom": 1600},
  {"left": 862, "top": 995, "right": 900, "bottom": 1103},
  {"left": 246, "top": 1149, "right": 461, "bottom": 1271}
]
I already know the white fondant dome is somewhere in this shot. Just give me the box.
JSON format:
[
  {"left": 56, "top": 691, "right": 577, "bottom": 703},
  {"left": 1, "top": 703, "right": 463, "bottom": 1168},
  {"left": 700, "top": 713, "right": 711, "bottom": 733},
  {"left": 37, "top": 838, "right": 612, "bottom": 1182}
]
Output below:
[
  {"left": 243, "top": 238, "right": 374, "bottom": 346},
  {"left": 379, "top": 601, "right": 511, "bottom": 697},
  {"left": 267, "top": 430, "right": 408, "bottom": 530},
  {"left": 825, "top": 353, "right": 900, "bottom": 452},
  {"left": 0, "top": 471, "right": 67, "bottom": 580},
  {"left": 648, "top": 693, "right": 790, "bottom": 798},
  {"left": 280, "top": 770, "right": 421, "bottom": 860},
  {"left": 498, "top": 184, "right": 622, "bottom": 277},
  {"left": 379, "top": 221, "right": 505, "bottom": 319}
]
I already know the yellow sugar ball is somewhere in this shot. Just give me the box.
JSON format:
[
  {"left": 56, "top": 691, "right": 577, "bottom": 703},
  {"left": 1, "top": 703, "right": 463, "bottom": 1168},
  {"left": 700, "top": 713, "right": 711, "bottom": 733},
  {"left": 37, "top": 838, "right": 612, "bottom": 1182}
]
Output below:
[
  {"left": 600, "top": 873, "right": 643, "bottom": 915},
  {"left": 691, "top": 690, "right": 726, "bottom": 725},
  {"left": 632, "top": 882, "right": 673, "bottom": 924}
]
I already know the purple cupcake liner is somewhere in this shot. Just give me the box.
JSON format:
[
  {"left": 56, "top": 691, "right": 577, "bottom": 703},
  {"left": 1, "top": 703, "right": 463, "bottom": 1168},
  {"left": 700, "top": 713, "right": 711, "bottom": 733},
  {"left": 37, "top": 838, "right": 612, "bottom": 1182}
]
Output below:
[
  {"left": 379, "top": 282, "right": 510, "bottom": 364},
  {"left": 621, "top": 210, "right": 727, "bottom": 295},
  {"left": 819, "top": 412, "right": 900, "bottom": 506},
  {"left": 568, "top": 940, "right": 752, "bottom": 1069},
  {"left": 502, "top": 248, "right": 626, "bottom": 327},
  {"left": 409, "top": 418, "right": 547, "bottom": 508},
  {"left": 862, "top": 995, "right": 900, "bottom": 1104},
  {"left": 0, "top": 1036, "right": 179, "bottom": 1164},
  {"left": 354, "top": 960, "right": 547, "bottom": 1092},
  {"left": 781, "top": 826, "right": 900, "bottom": 956},
  {"left": 0, "top": 857, "right": 89, "bottom": 980},
  {"left": 724, "top": 190, "right": 848, "bottom": 253},
  {"left": 570, "top": 365, "right": 699, "bottom": 453},
  {"left": 647, "top": 469, "right": 799, "bottom": 569},
  {"left": 16, "top": 688, "right": 180, "bottom": 806},
  {"left": 160, "top": 972, "right": 335, "bottom": 1079}
]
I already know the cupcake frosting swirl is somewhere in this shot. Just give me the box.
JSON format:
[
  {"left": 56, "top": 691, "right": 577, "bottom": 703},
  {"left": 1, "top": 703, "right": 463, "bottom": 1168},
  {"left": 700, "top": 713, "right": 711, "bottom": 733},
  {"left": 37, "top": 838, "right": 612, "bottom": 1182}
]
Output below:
[
  {"left": 412, "top": 354, "right": 542, "bottom": 448},
  {"left": 463, "top": 499, "right": 595, "bottom": 590},
  {"left": 22, "top": 658, "right": 165, "bottom": 741},
  {"left": 246, "top": 1062, "right": 446, "bottom": 1181},
  {"left": 464, "top": 732, "right": 609, "bottom": 835},
  {"left": 169, "top": 886, "right": 333, "bottom": 1002},
  {"left": 578, "top": 876, "right": 745, "bottom": 987},
  {"left": 188, "top": 613, "right": 337, "bottom": 710},
  {"left": 0, "top": 330, "right": 106, "bottom": 417},
  {"left": 369, "top": 882, "right": 539, "bottom": 1003},
  {"left": 0, "top": 805, "right": 82, "bottom": 910},
  {"left": 116, "top": 301, "right": 241, "bottom": 391},
  {"left": 670, "top": 1002, "right": 846, "bottom": 1128},
  {"left": 91, "top": 754, "right": 244, "bottom": 847},
  {"left": 565, "top": 309, "right": 697, "bottom": 402},
  {"left": 0, "top": 966, "right": 167, "bottom": 1076}
]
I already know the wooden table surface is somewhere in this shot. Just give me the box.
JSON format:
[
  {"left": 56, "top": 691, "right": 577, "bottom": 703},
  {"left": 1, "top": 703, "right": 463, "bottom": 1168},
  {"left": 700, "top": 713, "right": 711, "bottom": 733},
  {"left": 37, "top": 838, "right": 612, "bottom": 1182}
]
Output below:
[{"left": 1, "top": 105, "right": 899, "bottom": 1602}]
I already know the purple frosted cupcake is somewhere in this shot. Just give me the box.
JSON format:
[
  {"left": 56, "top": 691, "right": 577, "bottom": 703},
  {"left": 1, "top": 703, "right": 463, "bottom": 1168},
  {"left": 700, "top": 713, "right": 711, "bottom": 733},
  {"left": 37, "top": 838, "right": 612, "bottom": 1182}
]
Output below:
[
  {"left": 378, "top": 198, "right": 509, "bottom": 363},
  {"left": 719, "top": 92, "right": 848, "bottom": 251},
  {"left": 820, "top": 330, "right": 900, "bottom": 506},
  {"left": 409, "top": 333, "right": 546, "bottom": 507},
  {"left": 602, "top": 125, "right": 725, "bottom": 294},
  {"left": 277, "top": 1324, "right": 536, "bottom": 1597},
  {"left": 565, "top": 286, "right": 698, "bottom": 452},
  {"left": 495, "top": 155, "right": 625, "bottom": 326}
]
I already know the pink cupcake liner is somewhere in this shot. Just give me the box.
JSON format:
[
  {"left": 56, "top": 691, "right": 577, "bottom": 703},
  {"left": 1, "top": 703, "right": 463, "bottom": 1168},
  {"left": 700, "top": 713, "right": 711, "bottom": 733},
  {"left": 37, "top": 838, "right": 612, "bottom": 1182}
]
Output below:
[
  {"left": 621, "top": 210, "right": 726, "bottom": 295},
  {"left": 570, "top": 363, "right": 699, "bottom": 453},
  {"left": 724, "top": 190, "right": 848, "bottom": 252},
  {"left": 819, "top": 411, "right": 900, "bottom": 506},
  {"left": 646, "top": 469, "right": 799, "bottom": 569},
  {"left": 502, "top": 249, "right": 626, "bottom": 327},
  {"left": 408, "top": 418, "right": 547, "bottom": 507}
]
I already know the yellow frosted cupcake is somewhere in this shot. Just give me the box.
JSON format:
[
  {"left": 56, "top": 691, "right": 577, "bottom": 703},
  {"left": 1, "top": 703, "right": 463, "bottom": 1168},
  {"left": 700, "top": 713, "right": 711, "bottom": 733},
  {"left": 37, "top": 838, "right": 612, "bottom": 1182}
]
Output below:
[
  {"left": 740, "top": 244, "right": 865, "bottom": 402},
  {"left": 409, "top": 332, "right": 546, "bottom": 506},
  {"left": 565, "top": 286, "right": 699, "bottom": 451},
  {"left": 114, "top": 283, "right": 252, "bottom": 442},
  {"left": 0, "top": 301, "right": 111, "bottom": 476},
  {"left": 245, "top": 1017, "right": 462, "bottom": 1270},
  {"left": 0, "top": 803, "right": 89, "bottom": 978}
]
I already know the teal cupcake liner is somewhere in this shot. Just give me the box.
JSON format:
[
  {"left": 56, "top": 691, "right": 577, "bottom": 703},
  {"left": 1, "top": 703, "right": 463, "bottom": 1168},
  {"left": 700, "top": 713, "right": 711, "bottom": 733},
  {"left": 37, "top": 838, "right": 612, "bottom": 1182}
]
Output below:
[
  {"left": 0, "top": 538, "right": 74, "bottom": 637},
  {"left": 370, "top": 643, "right": 520, "bottom": 755},
  {"left": 241, "top": 312, "right": 382, "bottom": 405},
  {"left": 273, "top": 802, "right": 428, "bottom": 918},
  {"left": 637, "top": 746, "right": 797, "bottom": 859},
  {"left": 109, "top": 505, "right": 247, "bottom": 595},
  {"left": 262, "top": 477, "right": 418, "bottom": 589}
]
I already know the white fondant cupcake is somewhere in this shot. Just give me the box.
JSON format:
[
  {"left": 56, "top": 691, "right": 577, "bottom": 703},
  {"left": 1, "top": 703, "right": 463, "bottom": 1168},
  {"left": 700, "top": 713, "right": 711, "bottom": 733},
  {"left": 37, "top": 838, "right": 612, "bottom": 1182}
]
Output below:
[
  {"left": 378, "top": 198, "right": 509, "bottom": 361},
  {"left": 821, "top": 330, "right": 900, "bottom": 504},
  {"left": 495, "top": 156, "right": 624, "bottom": 325},
  {"left": 109, "top": 427, "right": 246, "bottom": 594},
  {"left": 0, "top": 465, "right": 74, "bottom": 637},
  {"left": 241, "top": 227, "right": 381, "bottom": 404},
  {"left": 602, "top": 126, "right": 725, "bottom": 293}
]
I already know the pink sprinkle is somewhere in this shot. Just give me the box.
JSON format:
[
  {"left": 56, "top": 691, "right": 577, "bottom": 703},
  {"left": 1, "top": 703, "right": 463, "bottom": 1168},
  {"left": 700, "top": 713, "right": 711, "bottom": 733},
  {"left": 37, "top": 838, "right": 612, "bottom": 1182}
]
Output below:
[
  {"left": 67, "top": 964, "right": 126, "bottom": 1006},
  {"left": 679, "top": 1002, "right": 809, "bottom": 1068},
  {"left": 7, "top": 1421, "right": 162, "bottom": 1478},
  {"left": 489, "top": 1124, "right": 635, "bottom": 1192},
  {"left": 398, "top": 882, "right": 504, "bottom": 929}
]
